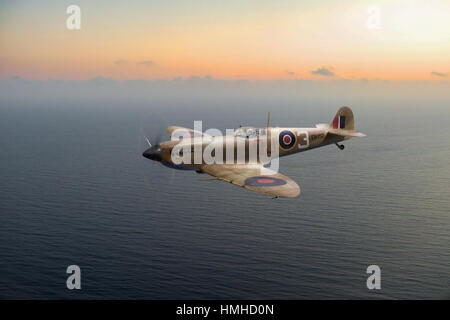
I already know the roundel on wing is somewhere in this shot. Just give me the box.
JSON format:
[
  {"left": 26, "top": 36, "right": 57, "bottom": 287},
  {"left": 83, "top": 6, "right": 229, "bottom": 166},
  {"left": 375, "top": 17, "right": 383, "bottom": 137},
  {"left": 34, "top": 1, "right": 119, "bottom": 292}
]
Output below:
[
  {"left": 244, "top": 176, "right": 287, "bottom": 187},
  {"left": 279, "top": 130, "right": 296, "bottom": 150}
]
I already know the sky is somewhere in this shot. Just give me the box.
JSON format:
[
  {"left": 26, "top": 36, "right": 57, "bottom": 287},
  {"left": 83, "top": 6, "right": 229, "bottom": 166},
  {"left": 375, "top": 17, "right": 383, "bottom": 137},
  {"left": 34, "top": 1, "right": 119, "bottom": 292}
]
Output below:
[{"left": 0, "top": 0, "right": 449, "bottom": 81}]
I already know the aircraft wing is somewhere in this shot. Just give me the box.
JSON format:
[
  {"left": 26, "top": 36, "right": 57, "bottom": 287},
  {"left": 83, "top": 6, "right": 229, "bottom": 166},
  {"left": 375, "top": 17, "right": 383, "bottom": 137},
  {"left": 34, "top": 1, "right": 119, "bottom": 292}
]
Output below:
[
  {"left": 201, "top": 164, "right": 300, "bottom": 198},
  {"left": 166, "top": 126, "right": 212, "bottom": 140}
]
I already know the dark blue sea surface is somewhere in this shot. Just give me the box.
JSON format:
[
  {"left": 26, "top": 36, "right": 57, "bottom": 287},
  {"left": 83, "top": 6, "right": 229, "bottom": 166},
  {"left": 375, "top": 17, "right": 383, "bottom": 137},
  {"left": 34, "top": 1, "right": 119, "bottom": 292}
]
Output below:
[{"left": 0, "top": 98, "right": 449, "bottom": 299}]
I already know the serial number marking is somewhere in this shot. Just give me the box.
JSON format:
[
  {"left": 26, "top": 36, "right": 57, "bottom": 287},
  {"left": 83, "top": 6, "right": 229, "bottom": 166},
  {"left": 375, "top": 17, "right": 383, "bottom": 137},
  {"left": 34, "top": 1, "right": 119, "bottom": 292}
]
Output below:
[{"left": 310, "top": 133, "right": 324, "bottom": 141}]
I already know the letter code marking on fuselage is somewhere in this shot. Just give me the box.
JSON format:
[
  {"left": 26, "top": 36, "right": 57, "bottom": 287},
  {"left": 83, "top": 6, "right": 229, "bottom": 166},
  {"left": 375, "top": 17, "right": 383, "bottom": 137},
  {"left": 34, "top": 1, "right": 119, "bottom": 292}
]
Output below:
[{"left": 296, "top": 130, "right": 309, "bottom": 149}]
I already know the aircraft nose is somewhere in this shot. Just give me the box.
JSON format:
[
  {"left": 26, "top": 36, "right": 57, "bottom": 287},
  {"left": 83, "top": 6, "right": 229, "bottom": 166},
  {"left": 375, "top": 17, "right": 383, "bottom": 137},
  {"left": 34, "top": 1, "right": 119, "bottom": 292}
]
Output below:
[{"left": 142, "top": 146, "right": 162, "bottom": 161}]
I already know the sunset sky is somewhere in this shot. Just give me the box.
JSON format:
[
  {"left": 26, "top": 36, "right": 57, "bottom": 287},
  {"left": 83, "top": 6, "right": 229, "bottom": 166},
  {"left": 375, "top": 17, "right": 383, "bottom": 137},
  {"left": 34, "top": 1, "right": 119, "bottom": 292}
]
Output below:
[{"left": 1, "top": 0, "right": 449, "bottom": 81}]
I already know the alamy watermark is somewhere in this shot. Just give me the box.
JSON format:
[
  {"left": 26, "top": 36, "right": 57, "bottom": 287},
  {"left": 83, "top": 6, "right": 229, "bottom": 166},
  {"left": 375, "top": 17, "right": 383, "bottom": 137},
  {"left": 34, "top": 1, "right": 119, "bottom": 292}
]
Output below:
[
  {"left": 168, "top": 121, "right": 282, "bottom": 172},
  {"left": 66, "top": 265, "right": 81, "bottom": 290},
  {"left": 366, "top": 6, "right": 381, "bottom": 30},
  {"left": 366, "top": 265, "right": 381, "bottom": 290},
  {"left": 66, "top": 5, "right": 81, "bottom": 30}
]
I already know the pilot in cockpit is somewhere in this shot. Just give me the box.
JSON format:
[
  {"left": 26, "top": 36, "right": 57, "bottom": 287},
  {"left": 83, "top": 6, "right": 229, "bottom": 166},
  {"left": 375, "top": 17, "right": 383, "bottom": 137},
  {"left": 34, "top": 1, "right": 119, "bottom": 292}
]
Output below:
[{"left": 233, "top": 127, "right": 266, "bottom": 139}]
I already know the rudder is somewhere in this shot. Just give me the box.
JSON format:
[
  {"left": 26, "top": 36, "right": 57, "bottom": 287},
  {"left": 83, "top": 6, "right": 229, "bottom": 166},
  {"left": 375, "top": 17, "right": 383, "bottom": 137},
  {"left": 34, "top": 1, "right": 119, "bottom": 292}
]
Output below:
[{"left": 331, "top": 106, "right": 354, "bottom": 130}]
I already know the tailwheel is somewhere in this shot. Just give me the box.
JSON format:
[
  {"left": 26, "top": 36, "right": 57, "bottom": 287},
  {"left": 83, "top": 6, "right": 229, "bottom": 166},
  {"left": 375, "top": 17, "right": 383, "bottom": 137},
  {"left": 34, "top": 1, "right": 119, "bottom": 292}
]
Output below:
[{"left": 335, "top": 142, "right": 345, "bottom": 150}]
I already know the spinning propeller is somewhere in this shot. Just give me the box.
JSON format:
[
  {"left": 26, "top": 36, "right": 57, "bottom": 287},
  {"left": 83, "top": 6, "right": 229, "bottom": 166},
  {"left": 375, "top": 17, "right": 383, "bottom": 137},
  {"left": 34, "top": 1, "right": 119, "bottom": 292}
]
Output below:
[{"left": 141, "top": 128, "right": 162, "bottom": 161}]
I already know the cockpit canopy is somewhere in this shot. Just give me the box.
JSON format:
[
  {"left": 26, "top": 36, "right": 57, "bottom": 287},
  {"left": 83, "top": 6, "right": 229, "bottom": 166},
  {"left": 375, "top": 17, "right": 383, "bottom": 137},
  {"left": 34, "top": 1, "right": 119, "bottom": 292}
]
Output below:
[{"left": 233, "top": 127, "right": 266, "bottom": 138}]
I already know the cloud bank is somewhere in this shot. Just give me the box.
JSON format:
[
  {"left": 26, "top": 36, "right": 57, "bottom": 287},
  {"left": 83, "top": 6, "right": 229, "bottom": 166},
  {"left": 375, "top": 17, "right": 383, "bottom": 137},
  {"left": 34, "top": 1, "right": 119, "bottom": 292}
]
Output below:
[
  {"left": 114, "top": 59, "right": 128, "bottom": 65},
  {"left": 430, "top": 71, "right": 447, "bottom": 77},
  {"left": 1, "top": 76, "right": 448, "bottom": 107},
  {"left": 311, "top": 67, "right": 335, "bottom": 77},
  {"left": 137, "top": 60, "right": 155, "bottom": 67}
]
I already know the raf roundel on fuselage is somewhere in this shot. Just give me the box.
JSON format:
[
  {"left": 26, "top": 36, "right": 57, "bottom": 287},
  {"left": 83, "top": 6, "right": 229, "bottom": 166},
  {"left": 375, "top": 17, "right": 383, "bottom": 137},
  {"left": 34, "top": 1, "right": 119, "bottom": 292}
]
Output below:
[{"left": 279, "top": 130, "right": 296, "bottom": 150}]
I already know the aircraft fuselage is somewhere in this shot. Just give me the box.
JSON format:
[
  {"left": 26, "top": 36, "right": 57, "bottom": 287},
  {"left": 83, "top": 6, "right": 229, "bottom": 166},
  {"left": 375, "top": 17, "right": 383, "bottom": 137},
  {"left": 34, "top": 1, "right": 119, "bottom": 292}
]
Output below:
[{"left": 152, "top": 127, "right": 346, "bottom": 170}]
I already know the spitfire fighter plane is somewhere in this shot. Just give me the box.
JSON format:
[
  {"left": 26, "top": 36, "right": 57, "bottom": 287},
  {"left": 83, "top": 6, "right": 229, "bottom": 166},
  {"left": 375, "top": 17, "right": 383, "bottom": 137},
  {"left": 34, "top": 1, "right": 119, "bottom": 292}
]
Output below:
[{"left": 142, "top": 106, "right": 365, "bottom": 198}]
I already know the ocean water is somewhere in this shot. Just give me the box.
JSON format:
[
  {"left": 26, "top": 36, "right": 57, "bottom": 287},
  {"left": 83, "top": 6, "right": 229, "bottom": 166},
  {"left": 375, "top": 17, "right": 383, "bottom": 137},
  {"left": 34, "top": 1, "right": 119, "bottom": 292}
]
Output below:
[{"left": 0, "top": 98, "right": 449, "bottom": 299}]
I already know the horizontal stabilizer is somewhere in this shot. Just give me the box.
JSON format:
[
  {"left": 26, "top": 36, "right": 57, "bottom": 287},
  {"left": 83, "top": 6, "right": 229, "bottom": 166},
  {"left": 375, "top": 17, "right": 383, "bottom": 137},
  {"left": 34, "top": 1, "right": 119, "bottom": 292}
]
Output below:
[{"left": 328, "top": 129, "right": 366, "bottom": 137}]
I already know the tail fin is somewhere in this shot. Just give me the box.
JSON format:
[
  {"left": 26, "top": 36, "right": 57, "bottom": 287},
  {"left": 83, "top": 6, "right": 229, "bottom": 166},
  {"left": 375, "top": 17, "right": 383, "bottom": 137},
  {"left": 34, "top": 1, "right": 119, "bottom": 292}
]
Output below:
[
  {"left": 331, "top": 106, "right": 354, "bottom": 130},
  {"left": 329, "top": 106, "right": 366, "bottom": 137}
]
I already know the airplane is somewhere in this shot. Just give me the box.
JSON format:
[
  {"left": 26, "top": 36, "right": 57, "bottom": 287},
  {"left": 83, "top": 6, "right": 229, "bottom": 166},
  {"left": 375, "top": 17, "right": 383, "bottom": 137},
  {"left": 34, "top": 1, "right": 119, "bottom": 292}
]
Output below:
[{"left": 142, "top": 106, "right": 365, "bottom": 198}]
